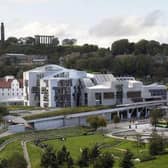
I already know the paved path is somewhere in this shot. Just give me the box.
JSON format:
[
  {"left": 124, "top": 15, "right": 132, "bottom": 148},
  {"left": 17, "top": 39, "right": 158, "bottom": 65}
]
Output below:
[
  {"left": 21, "top": 141, "right": 31, "bottom": 168},
  {"left": 0, "top": 131, "right": 12, "bottom": 138}
]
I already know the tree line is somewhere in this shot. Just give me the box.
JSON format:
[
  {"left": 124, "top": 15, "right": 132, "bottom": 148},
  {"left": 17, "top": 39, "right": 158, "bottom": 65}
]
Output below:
[{"left": 1, "top": 37, "right": 168, "bottom": 82}]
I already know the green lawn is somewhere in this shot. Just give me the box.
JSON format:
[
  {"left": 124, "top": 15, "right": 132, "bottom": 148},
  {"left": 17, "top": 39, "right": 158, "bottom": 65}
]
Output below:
[
  {"left": 0, "top": 140, "right": 23, "bottom": 159},
  {"left": 1, "top": 128, "right": 168, "bottom": 168},
  {"left": 27, "top": 143, "right": 42, "bottom": 168},
  {"left": 136, "top": 154, "right": 168, "bottom": 168},
  {"left": 28, "top": 134, "right": 167, "bottom": 168}
]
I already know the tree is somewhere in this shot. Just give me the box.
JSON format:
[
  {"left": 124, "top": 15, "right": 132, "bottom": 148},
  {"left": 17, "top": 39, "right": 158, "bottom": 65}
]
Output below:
[
  {"left": 0, "top": 106, "right": 9, "bottom": 126},
  {"left": 134, "top": 39, "right": 149, "bottom": 55},
  {"left": 67, "top": 156, "right": 74, "bottom": 168},
  {"left": 5, "top": 37, "right": 18, "bottom": 46},
  {"left": 25, "top": 37, "right": 35, "bottom": 45},
  {"left": 93, "top": 152, "right": 114, "bottom": 168},
  {"left": 57, "top": 145, "right": 70, "bottom": 165},
  {"left": 150, "top": 109, "right": 163, "bottom": 129},
  {"left": 41, "top": 146, "right": 58, "bottom": 168},
  {"left": 52, "top": 37, "right": 59, "bottom": 46},
  {"left": 113, "top": 115, "right": 120, "bottom": 128},
  {"left": 8, "top": 152, "right": 27, "bottom": 168},
  {"left": 0, "top": 159, "right": 8, "bottom": 168},
  {"left": 147, "top": 40, "right": 161, "bottom": 56},
  {"left": 77, "top": 147, "right": 90, "bottom": 167},
  {"left": 120, "top": 150, "right": 134, "bottom": 168},
  {"left": 86, "top": 116, "right": 107, "bottom": 131},
  {"left": 62, "top": 39, "right": 77, "bottom": 46},
  {"left": 149, "top": 131, "right": 165, "bottom": 155},
  {"left": 0, "top": 106, "right": 8, "bottom": 117},
  {"left": 111, "top": 39, "right": 133, "bottom": 55},
  {"left": 89, "top": 143, "right": 100, "bottom": 160}
]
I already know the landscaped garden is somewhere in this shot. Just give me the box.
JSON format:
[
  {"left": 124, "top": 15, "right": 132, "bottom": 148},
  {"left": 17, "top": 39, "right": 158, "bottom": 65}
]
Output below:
[{"left": 0, "top": 127, "right": 168, "bottom": 168}]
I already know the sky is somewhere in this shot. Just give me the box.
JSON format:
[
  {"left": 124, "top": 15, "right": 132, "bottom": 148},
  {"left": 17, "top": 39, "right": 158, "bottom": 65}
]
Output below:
[{"left": 1, "top": 0, "right": 168, "bottom": 47}]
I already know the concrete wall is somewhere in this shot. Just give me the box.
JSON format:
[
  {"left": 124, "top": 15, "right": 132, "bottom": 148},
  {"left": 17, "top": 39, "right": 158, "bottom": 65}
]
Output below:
[
  {"left": 8, "top": 124, "right": 25, "bottom": 133},
  {"left": 34, "top": 119, "right": 64, "bottom": 130}
]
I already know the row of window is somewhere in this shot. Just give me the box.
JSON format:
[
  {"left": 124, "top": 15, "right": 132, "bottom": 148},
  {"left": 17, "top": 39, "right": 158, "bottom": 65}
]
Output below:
[
  {"left": 95, "top": 91, "right": 141, "bottom": 100},
  {"left": 149, "top": 89, "right": 167, "bottom": 96},
  {"left": 0, "top": 93, "right": 23, "bottom": 96}
]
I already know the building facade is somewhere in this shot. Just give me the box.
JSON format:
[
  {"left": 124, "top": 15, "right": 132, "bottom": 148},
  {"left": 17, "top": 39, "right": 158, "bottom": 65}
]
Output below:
[
  {"left": 0, "top": 53, "right": 48, "bottom": 66},
  {"left": 0, "top": 76, "right": 23, "bottom": 105},
  {"left": 23, "top": 64, "right": 167, "bottom": 108}
]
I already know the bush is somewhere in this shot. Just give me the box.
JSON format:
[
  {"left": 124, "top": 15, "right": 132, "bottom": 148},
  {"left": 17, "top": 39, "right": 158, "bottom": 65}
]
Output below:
[{"left": 149, "top": 131, "right": 165, "bottom": 155}]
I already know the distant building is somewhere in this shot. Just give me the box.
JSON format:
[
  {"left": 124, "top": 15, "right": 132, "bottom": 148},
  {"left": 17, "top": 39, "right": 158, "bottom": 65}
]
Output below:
[
  {"left": 0, "top": 53, "right": 48, "bottom": 66},
  {"left": 0, "top": 76, "right": 23, "bottom": 105},
  {"left": 35, "top": 35, "right": 58, "bottom": 47},
  {"left": 0, "top": 22, "right": 5, "bottom": 44},
  {"left": 23, "top": 64, "right": 167, "bottom": 108}
]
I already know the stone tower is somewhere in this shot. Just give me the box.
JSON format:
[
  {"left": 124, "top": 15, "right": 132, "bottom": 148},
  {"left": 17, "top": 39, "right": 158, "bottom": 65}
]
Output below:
[{"left": 1, "top": 22, "right": 5, "bottom": 44}]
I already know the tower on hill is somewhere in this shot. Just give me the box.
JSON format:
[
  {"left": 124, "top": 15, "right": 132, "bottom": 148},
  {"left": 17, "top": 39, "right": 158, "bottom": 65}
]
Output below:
[{"left": 1, "top": 22, "right": 5, "bottom": 44}]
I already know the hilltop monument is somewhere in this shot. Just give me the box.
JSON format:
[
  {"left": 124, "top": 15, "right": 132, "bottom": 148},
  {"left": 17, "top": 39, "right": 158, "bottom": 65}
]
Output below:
[{"left": 1, "top": 22, "right": 5, "bottom": 44}]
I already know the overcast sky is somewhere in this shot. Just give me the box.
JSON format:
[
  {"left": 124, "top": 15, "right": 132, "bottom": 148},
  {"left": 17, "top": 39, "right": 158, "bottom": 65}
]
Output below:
[{"left": 1, "top": 0, "right": 168, "bottom": 47}]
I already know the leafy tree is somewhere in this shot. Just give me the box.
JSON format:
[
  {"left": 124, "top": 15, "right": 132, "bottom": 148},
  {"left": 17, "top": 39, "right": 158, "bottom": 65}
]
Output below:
[
  {"left": 120, "top": 150, "right": 134, "bottom": 168},
  {"left": 86, "top": 116, "right": 107, "bottom": 131},
  {"left": 8, "top": 152, "right": 27, "bottom": 168},
  {"left": 150, "top": 109, "right": 163, "bottom": 128},
  {"left": 41, "top": 146, "right": 58, "bottom": 168},
  {"left": 89, "top": 143, "right": 100, "bottom": 160},
  {"left": 0, "top": 106, "right": 8, "bottom": 116},
  {"left": 0, "top": 106, "right": 9, "bottom": 123},
  {"left": 57, "top": 145, "right": 70, "bottom": 164},
  {"left": 149, "top": 131, "right": 165, "bottom": 155},
  {"left": 67, "top": 156, "right": 74, "bottom": 168},
  {"left": 0, "top": 159, "right": 8, "bottom": 168},
  {"left": 111, "top": 39, "right": 133, "bottom": 55},
  {"left": 77, "top": 147, "right": 90, "bottom": 167},
  {"left": 147, "top": 40, "right": 161, "bottom": 56},
  {"left": 93, "top": 152, "right": 114, "bottom": 168},
  {"left": 25, "top": 37, "right": 35, "bottom": 45},
  {"left": 113, "top": 115, "right": 120, "bottom": 128},
  {"left": 134, "top": 39, "right": 149, "bottom": 55},
  {"left": 62, "top": 39, "right": 77, "bottom": 46},
  {"left": 5, "top": 37, "right": 18, "bottom": 46},
  {"left": 52, "top": 37, "right": 59, "bottom": 46}
]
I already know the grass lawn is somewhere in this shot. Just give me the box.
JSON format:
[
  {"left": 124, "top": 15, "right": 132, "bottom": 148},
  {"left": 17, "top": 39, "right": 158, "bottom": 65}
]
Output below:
[
  {"left": 27, "top": 143, "right": 42, "bottom": 168},
  {"left": 28, "top": 134, "right": 167, "bottom": 168},
  {"left": 46, "top": 134, "right": 122, "bottom": 160},
  {"left": 136, "top": 154, "right": 168, "bottom": 168},
  {"left": 0, "top": 140, "right": 23, "bottom": 159}
]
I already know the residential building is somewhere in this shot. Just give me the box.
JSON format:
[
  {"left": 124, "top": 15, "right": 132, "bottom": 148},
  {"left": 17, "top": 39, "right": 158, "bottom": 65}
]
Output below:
[
  {"left": 23, "top": 64, "right": 167, "bottom": 108},
  {"left": 0, "top": 53, "right": 48, "bottom": 66},
  {"left": 0, "top": 76, "right": 23, "bottom": 105}
]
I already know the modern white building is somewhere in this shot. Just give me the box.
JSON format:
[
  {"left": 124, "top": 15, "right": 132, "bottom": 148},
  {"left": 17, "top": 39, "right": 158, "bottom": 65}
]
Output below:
[
  {"left": 23, "top": 64, "right": 167, "bottom": 108},
  {"left": 0, "top": 76, "right": 23, "bottom": 105}
]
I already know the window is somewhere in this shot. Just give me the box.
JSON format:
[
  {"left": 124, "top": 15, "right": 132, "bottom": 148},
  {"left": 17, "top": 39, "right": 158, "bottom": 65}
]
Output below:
[
  {"left": 95, "top": 93, "right": 102, "bottom": 105},
  {"left": 84, "top": 93, "right": 88, "bottom": 105},
  {"left": 149, "top": 89, "right": 167, "bottom": 96},
  {"left": 104, "top": 92, "right": 114, "bottom": 99},
  {"left": 127, "top": 91, "right": 141, "bottom": 98}
]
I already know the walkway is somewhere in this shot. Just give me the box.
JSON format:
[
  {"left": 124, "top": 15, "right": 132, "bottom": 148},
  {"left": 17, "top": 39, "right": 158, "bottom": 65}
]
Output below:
[{"left": 21, "top": 141, "right": 31, "bottom": 168}]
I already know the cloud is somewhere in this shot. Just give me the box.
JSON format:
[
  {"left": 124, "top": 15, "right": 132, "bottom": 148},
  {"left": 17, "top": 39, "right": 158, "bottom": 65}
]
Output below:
[
  {"left": 142, "top": 10, "right": 162, "bottom": 26},
  {"left": 7, "top": 0, "right": 49, "bottom": 3},
  {"left": 89, "top": 10, "right": 164, "bottom": 38},
  {"left": 4, "top": 10, "right": 168, "bottom": 48}
]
